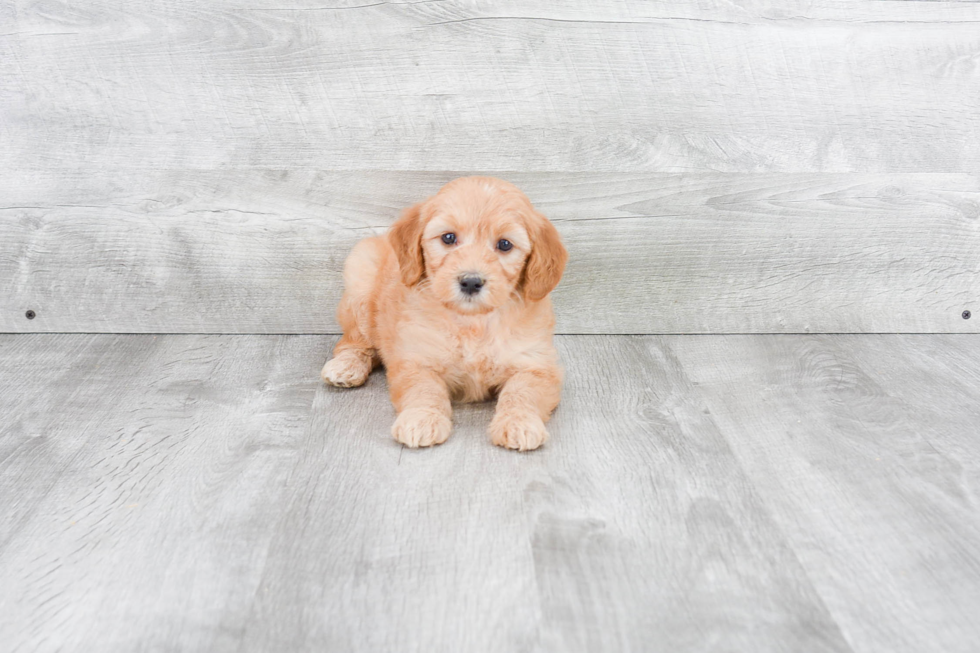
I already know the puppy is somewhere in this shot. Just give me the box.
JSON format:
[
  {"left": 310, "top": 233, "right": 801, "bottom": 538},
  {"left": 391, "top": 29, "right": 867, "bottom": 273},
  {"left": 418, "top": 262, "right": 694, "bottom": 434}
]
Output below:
[{"left": 321, "top": 176, "right": 568, "bottom": 451}]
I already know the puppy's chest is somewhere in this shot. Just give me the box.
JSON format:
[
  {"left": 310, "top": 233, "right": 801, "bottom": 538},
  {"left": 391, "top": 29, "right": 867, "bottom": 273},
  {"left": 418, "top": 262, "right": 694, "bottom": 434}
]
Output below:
[{"left": 444, "top": 321, "right": 511, "bottom": 400}]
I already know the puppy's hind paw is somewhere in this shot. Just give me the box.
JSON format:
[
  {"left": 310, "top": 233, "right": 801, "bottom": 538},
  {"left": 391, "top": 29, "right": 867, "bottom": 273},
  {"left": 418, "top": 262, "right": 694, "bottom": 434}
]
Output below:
[
  {"left": 490, "top": 411, "right": 548, "bottom": 452},
  {"left": 392, "top": 408, "right": 452, "bottom": 448},
  {"left": 321, "top": 352, "right": 371, "bottom": 388}
]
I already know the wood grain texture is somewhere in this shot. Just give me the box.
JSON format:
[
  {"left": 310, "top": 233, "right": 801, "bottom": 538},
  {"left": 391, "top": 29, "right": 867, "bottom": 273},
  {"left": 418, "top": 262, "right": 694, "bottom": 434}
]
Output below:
[
  {"left": 2, "top": 170, "right": 977, "bottom": 334},
  {"left": 0, "top": 334, "right": 330, "bottom": 652},
  {"left": 670, "top": 334, "right": 980, "bottom": 653},
  {"left": 532, "top": 336, "right": 851, "bottom": 652},
  {"left": 3, "top": 0, "right": 980, "bottom": 172},
  {"left": 240, "top": 360, "right": 541, "bottom": 653},
  {"left": 3, "top": 333, "right": 979, "bottom": 651}
]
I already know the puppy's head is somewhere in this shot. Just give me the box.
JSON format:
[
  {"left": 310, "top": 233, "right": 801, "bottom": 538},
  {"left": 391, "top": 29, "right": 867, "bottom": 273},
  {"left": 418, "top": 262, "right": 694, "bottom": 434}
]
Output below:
[{"left": 389, "top": 177, "right": 567, "bottom": 313}]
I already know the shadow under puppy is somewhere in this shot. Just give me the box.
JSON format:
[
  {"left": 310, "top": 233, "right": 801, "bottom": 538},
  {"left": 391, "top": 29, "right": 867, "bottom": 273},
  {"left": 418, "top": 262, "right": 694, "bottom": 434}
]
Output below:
[{"left": 321, "top": 176, "right": 568, "bottom": 451}]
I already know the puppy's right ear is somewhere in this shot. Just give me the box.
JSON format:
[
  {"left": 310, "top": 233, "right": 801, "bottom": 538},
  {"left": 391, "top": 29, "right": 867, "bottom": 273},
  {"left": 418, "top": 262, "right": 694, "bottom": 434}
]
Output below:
[
  {"left": 523, "top": 210, "right": 568, "bottom": 301},
  {"left": 388, "top": 202, "right": 426, "bottom": 286}
]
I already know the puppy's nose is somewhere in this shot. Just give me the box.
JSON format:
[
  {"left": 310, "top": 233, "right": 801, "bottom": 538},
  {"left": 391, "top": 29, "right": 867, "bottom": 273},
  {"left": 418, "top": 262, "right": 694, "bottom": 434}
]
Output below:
[{"left": 458, "top": 274, "right": 485, "bottom": 296}]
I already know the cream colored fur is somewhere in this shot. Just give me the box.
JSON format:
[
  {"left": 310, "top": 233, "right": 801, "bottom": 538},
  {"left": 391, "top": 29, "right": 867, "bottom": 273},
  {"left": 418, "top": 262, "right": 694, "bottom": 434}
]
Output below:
[{"left": 321, "top": 176, "right": 567, "bottom": 451}]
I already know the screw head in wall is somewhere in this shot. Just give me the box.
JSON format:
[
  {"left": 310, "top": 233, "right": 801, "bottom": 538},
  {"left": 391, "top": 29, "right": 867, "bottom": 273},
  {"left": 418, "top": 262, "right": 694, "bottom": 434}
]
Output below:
[
  {"left": 25, "top": 310, "right": 36, "bottom": 320},
  {"left": 965, "top": 310, "right": 972, "bottom": 320}
]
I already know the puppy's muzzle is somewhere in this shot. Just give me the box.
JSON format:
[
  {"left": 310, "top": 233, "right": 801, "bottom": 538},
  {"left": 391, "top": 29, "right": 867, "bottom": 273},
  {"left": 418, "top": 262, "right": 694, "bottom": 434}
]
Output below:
[{"left": 458, "top": 273, "right": 485, "bottom": 296}]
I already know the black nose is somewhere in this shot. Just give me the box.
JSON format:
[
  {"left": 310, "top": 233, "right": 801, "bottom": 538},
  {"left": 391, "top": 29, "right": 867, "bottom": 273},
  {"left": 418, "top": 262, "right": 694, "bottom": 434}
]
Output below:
[{"left": 458, "top": 274, "right": 485, "bottom": 296}]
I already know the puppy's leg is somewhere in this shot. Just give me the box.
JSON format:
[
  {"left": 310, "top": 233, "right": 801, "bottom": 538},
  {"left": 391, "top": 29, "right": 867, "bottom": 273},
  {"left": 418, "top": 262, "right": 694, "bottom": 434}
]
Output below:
[
  {"left": 387, "top": 363, "right": 452, "bottom": 448},
  {"left": 321, "top": 335, "right": 376, "bottom": 388},
  {"left": 490, "top": 367, "right": 562, "bottom": 451},
  {"left": 322, "top": 239, "right": 382, "bottom": 388},
  {"left": 321, "top": 300, "right": 376, "bottom": 388}
]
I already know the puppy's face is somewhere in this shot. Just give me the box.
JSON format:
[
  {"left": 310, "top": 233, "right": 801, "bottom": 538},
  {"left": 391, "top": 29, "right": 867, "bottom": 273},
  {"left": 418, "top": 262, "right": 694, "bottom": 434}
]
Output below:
[{"left": 389, "top": 177, "right": 567, "bottom": 313}]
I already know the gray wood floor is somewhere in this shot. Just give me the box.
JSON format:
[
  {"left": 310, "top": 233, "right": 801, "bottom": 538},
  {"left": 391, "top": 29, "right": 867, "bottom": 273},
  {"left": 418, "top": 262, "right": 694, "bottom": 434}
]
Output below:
[
  {"left": 5, "top": 2, "right": 978, "bottom": 651},
  {"left": 2, "top": 333, "right": 978, "bottom": 653}
]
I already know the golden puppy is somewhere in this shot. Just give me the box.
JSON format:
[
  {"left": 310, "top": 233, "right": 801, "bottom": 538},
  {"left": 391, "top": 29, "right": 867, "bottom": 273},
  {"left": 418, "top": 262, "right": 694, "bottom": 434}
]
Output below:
[{"left": 321, "top": 176, "right": 567, "bottom": 451}]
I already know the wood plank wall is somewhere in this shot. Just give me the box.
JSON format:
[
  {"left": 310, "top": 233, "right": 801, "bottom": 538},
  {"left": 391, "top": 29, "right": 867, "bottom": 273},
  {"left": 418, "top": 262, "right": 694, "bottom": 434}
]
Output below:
[{"left": 2, "top": 0, "right": 978, "bottom": 333}]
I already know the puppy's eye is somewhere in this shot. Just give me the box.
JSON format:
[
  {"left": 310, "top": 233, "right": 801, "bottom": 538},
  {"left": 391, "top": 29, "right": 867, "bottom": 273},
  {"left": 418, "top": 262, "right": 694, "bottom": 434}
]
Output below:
[
  {"left": 441, "top": 233, "right": 457, "bottom": 245},
  {"left": 496, "top": 239, "right": 513, "bottom": 252}
]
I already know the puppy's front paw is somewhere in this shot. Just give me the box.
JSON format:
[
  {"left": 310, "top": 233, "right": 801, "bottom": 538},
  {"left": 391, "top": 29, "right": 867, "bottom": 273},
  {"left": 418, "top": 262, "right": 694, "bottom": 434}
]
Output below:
[
  {"left": 392, "top": 408, "right": 452, "bottom": 448},
  {"left": 321, "top": 352, "right": 371, "bottom": 388},
  {"left": 490, "top": 411, "right": 548, "bottom": 451}
]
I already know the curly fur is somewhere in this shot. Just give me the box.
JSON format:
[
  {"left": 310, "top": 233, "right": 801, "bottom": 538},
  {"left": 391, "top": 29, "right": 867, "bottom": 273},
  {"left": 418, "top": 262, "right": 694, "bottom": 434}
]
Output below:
[{"left": 321, "top": 176, "right": 567, "bottom": 451}]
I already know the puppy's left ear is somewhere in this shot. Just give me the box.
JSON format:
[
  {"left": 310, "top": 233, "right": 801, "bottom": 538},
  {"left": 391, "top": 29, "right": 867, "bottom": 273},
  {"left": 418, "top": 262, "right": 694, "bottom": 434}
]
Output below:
[
  {"left": 523, "top": 211, "right": 568, "bottom": 301},
  {"left": 388, "top": 202, "right": 427, "bottom": 286}
]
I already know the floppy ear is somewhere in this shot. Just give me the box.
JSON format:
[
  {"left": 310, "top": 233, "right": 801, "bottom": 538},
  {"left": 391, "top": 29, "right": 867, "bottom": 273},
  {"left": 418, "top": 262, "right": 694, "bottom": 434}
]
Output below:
[
  {"left": 523, "top": 211, "right": 568, "bottom": 301},
  {"left": 388, "top": 202, "right": 427, "bottom": 286}
]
